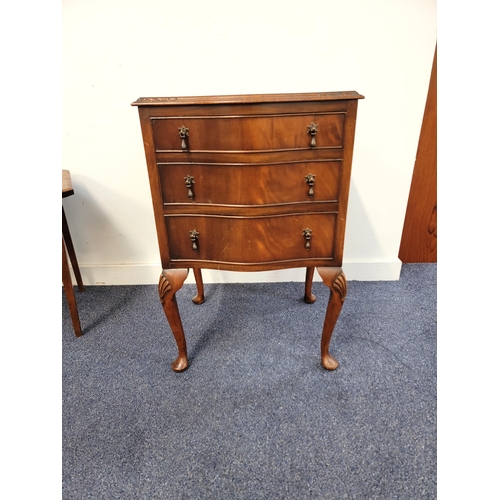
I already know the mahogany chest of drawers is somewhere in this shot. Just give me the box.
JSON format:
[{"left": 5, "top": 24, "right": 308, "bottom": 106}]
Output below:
[{"left": 132, "top": 91, "right": 363, "bottom": 372}]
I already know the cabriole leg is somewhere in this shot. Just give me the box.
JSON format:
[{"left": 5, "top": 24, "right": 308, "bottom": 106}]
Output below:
[
  {"left": 191, "top": 267, "right": 205, "bottom": 305},
  {"left": 317, "top": 267, "right": 347, "bottom": 371},
  {"left": 158, "top": 269, "right": 189, "bottom": 372},
  {"left": 304, "top": 266, "right": 316, "bottom": 303}
]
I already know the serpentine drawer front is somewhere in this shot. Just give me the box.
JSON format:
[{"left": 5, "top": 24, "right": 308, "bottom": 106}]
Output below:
[
  {"left": 165, "top": 213, "right": 336, "bottom": 266},
  {"left": 159, "top": 160, "right": 341, "bottom": 206},
  {"left": 132, "top": 91, "right": 363, "bottom": 372},
  {"left": 152, "top": 112, "right": 345, "bottom": 152}
]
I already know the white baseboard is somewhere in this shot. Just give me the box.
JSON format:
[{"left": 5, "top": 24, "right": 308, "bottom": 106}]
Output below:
[{"left": 71, "top": 259, "right": 402, "bottom": 286}]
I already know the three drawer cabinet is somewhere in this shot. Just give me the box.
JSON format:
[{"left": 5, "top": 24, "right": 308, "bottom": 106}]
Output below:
[{"left": 132, "top": 91, "right": 364, "bottom": 372}]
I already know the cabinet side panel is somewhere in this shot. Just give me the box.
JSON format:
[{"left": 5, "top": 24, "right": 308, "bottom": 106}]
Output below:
[
  {"left": 333, "top": 99, "right": 359, "bottom": 264},
  {"left": 137, "top": 107, "right": 171, "bottom": 268}
]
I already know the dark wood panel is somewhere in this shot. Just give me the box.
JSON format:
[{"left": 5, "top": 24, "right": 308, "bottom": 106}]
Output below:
[{"left": 399, "top": 46, "right": 437, "bottom": 263}]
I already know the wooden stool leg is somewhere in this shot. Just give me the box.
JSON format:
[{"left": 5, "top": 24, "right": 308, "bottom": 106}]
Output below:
[
  {"left": 159, "top": 269, "right": 189, "bottom": 372},
  {"left": 62, "top": 238, "right": 83, "bottom": 337},
  {"left": 62, "top": 207, "right": 85, "bottom": 292},
  {"left": 304, "top": 266, "right": 316, "bottom": 303},
  {"left": 191, "top": 267, "right": 205, "bottom": 304},
  {"left": 317, "top": 267, "right": 347, "bottom": 370}
]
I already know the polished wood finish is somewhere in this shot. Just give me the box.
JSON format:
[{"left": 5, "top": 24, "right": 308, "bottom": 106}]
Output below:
[
  {"left": 317, "top": 267, "right": 347, "bottom": 370},
  {"left": 133, "top": 91, "right": 363, "bottom": 107},
  {"left": 158, "top": 269, "right": 189, "bottom": 372},
  {"left": 62, "top": 170, "right": 84, "bottom": 336},
  {"left": 165, "top": 212, "right": 336, "bottom": 266},
  {"left": 399, "top": 46, "right": 437, "bottom": 263},
  {"left": 304, "top": 267, "right": 317, "bottom": 304},
  {"left": 151, "top": 112, "right": 345, "bottom": 151},
  {"left": 191, "top": 268, "right": 205, "bottom": 305},
  {"left": 133, "top": 91, "right": 363, "bottom": 370},
  {"left": 159, "top": 160, "right": 341, "bottom": 206}
]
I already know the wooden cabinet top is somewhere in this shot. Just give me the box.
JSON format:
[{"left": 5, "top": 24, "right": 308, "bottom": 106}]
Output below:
[{"left": 132, "top": 91, "right": 364, "bottom": 107}]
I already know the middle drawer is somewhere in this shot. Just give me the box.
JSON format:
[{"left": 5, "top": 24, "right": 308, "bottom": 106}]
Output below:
[{"left": 159, "top": 160, "right": 342, "bottom": 206}]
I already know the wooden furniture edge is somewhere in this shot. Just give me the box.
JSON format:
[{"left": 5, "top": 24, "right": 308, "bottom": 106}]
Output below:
[{"left": 132, "top": 91, "right": 365, "bottom": 106}]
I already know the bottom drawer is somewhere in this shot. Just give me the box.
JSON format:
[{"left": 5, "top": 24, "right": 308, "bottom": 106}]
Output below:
[{"left": 165, "top": 213, "right": 336, "bottom": 265}]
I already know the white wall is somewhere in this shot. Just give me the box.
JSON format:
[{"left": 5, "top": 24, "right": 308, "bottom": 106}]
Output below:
[{"left": 62, "top": 0, "right": 436, "bottom": 285}]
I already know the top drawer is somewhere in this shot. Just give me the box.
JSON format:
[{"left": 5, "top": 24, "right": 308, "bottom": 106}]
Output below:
[{"left": 152, "top": 113, "right": 345, "bottom": 153}]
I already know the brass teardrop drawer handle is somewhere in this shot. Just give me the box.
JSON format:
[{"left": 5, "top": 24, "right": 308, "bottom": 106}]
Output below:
[
  {"left": 178, "top": 125, "right": 189, "bottom": 150},
  {"left": 307, "top": 122, "right": 319, "bottom": 147},
  {"left": 184, "top": 175, "right": 195, "bottom": 199},
  {"left": 305, "top": 173, "right": 315, "bottom": 197},
  {"left": 189, "top": 230, "right": 199, "bottom": 251},
  {"left": 302, "top": 228, "right": 312, "bottom": 250}
]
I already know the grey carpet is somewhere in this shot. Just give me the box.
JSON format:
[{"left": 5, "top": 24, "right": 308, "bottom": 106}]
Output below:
[{"left": 62, "top": 263, "right": 437, "bottom": 499}]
